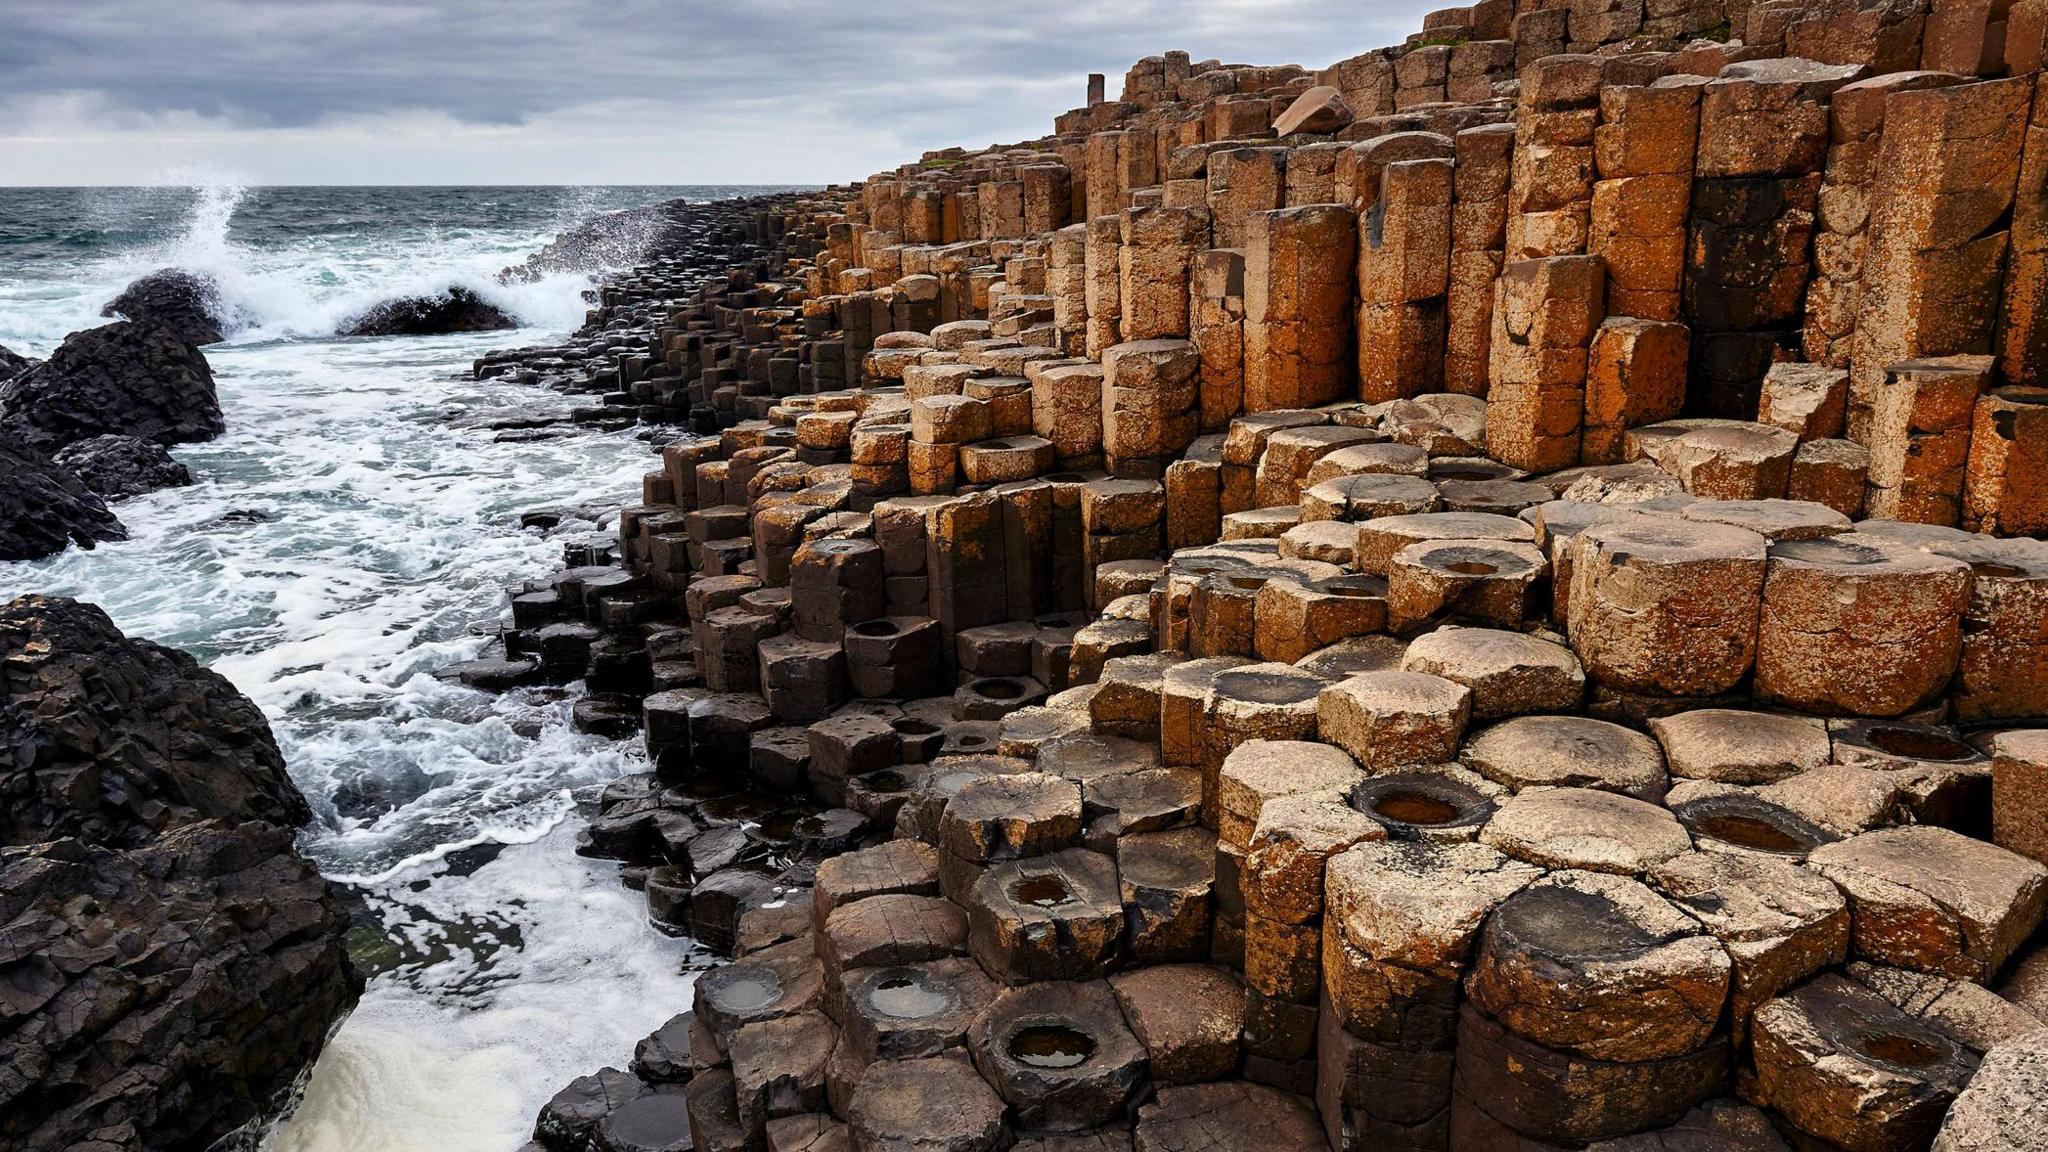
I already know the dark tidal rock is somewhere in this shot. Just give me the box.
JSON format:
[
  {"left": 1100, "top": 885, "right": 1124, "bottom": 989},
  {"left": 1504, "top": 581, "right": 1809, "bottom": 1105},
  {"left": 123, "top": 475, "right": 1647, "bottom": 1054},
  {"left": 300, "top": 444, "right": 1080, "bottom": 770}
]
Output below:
[
  {"left": 0, "top": 444, "right": 128, "bottom": 561},
  {"left": 340, "top": 286, "right": 518, "bottom": 337},
  {"left": 0, "top": 341, "right": 36, "bottom": 382},
  {"left": 101, "top": 267, "right": 229, "bottom": 345},
  {"left": 500, "top": 203, "right": 682, "bottom": 283},
  {"left": 0, "top": 596, "right": 360, "bottom": 1152},
  {"left": 52, "top": 433, "right": 194, "bottom": 500},
  {"left": 0, "top": 595, "right": 308, "bottom": 848},
  {"left": 0, "top": 320, "right": 222, "bottom": 453}
]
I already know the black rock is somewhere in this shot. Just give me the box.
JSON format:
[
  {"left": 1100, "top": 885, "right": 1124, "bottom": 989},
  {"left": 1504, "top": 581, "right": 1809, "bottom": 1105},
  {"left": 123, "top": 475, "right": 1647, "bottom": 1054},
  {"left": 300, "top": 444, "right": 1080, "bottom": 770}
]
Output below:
[
  {"left": 0, "top": 824, "right": 361, "bottom": 1152},
  {"left": 0, "top": 596, "right": 360, "bottom": 1152},
  {"left": 0, "top": 596, "right": 309, "bottom": 848},
  {"left": 534, "top": 1067, "right": 649, "bottom": 1152},
  {"left": 102, "top": 268, "right": 229, "bottom": 345},
  {"left": 0, "top": 444, "right": 127, "bottom": 561},
  {"left": 0, "top": 320, "right": 222, "bottom": 453},
  {"left": 340, "top": 286, "right": 518, "bottom": 337},
  {"left": 0, "top": 341, "right": 36, "bottom": 382},
  {"left": 52, "top": 433, "right": 194, "bottom": 499}
]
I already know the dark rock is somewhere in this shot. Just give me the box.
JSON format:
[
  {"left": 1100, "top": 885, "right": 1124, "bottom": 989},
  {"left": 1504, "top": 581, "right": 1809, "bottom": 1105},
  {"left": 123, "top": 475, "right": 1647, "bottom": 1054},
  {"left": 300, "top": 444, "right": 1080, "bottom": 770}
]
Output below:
[
  {"left": 0, "top": 824, "right": 360, "bottom": 1152},
  {"left": 0, "top": 444, "right": 127, "bottom": 561},
  {"left": 535, "top": 1067, "right": 649, "bottom": 1152},
  {"left": 0, "top": 341, "right": 36, "bottom": 382},
  {"left": 101, "top": 268, "right": 228, "bottom": 345},
  {"left": 52, "top": 434, "right": 194, "bottom": 499},
  {"left": 340, "top": 286, "right": 518, "bottom": 337},
  {"left": 0, "top": 595, "right": 309, "bottom": 848},
  {"left": 0, "top": 320, "right": 222, "bottom": 453}
]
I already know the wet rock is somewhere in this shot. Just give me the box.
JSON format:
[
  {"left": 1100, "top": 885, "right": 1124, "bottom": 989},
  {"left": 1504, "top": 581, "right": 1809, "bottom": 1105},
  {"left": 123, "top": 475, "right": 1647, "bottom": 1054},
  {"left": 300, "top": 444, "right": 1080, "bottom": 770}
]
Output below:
[
  {"left": 0, "top": 443, "right": 127, "bottom": 561},
  {"left": 0, "top": 340, "right": 36, "bottom": 381},
  {"left": 967, "top": 847, "right": 1125, "bottom": 983},
  {"left": 594, "top": 1088, "right": 694, "bottom": 1152},
  {"left": 1, "top": 596, "right": 308, "bottom": 846},
  {"left": 969, "top": 979, "right": 1149, "bottom": 1130},
  {"left": 0, "top": 320, "right": 222, "bottom": 453},
  {"left": 1133, "top": 1081, "right": 1328, "bottom": 1152},
  {"left": 632, "top": 1013, "right": 698, "bottom": 1084},
  {"left": 842, "top": 957, "right": 997, "bottom": 1062},
  {"left": 846, "top": 1052, "right": 1007, "bottom": 1152},
  {"left": 101, "top": 268, "right": 228, "bottom": 345},
  {"left": 536, "top": 1066, "right": 649, "bottom": 1151},
  {"left": 339, "top": 285, "right": 518, "bottom": 336}
]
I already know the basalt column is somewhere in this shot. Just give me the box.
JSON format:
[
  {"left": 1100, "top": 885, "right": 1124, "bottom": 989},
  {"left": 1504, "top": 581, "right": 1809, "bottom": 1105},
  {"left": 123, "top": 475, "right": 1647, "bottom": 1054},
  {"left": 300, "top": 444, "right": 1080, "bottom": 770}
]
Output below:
[
  {"left": 1358, "top": 158, "right": 1454, "bottom": 404},
  {"left": 1686, "top": 59, "right": 1861, "bottom": 418},
  {"left": 1244, "top": 205, "right": 1357, "bottom": 412},
  {"left": 1849, "top": 76, "right": 2033, "bottom": 439}
]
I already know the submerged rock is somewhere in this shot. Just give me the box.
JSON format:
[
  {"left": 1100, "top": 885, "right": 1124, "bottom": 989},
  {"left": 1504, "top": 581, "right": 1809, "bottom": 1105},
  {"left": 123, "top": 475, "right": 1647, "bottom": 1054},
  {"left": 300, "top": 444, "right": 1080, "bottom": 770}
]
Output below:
[
  {"left": 0, "top": 444, "right": 127, "bottom": 561},
  {"left": 0, "top": 596, "right": 359, "bottom": 1152},
  {"left": 340, "top": 286, "right": 518, "bottom": 336},
  {"left": 102, "top": 267, "right": 229, "bottom": 345},
  {"left": 53, "top": 433, "right": 194, "bottom": 500},
  {"left": 0, "top": 341, "right": 36, "bottom": 382},
  {"left": 0, "top": 320, "right": 223, "bottom": 453}
]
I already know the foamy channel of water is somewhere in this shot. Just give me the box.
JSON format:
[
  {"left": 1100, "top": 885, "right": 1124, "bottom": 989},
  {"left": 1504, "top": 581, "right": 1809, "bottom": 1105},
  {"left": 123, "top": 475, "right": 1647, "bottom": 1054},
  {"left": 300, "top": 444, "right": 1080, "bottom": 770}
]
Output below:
[{"left": 1, "top": 189, "right": 698, "bottom": 1151}]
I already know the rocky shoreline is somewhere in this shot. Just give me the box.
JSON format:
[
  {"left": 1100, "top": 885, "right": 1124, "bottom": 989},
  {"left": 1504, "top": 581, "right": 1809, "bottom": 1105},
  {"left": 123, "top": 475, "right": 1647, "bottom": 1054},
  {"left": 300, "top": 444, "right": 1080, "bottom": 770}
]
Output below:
[
  {"left": 440, "top": 5, "right": 2048, "bottom": 1151},
  {"left": 14, "top": 0, "right": 2048, "bottom": 1146}
]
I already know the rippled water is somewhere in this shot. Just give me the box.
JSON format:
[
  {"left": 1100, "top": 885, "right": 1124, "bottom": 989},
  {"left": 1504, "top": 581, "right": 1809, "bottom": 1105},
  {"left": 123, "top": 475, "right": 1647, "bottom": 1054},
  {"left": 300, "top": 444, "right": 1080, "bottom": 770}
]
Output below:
[{"left": 0, "top": 183, "right": 801, "bottom": 1151}]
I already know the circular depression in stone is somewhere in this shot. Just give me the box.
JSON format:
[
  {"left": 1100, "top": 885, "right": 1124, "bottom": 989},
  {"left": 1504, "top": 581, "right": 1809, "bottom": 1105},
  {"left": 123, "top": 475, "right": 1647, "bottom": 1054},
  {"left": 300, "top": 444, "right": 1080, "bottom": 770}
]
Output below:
[
  {"left": 853, "top": 620, "right": 901, "bottom": 637},
  {"left": 1772, "top": 536, "right": 1884, "bottom": 565},
  {"left": 856, "top": 768, "right": 911, "bottom": 794},
  {"left": 971, "top": 678, "right": 1028, "bottom": 700},
  {"left": 1350, "top": 772, "right": 1495, "bottom": 837},
  {"left": 1009, "top": 1024, "right": 1096, "bottom": 1069},
  {"left": 864, "top": 970, "right": 959, "bottom": 1020},
  {"left": 1865, "top": 725, "right": 1976, "bottom": 762},
  {"left": 603, "top": 1093, "right": 692, "bottom": 1147},
  {"left": 1671, "top": 793, "right": 1835, "bottom": 856},
  {"left": 1011, "top": 874, "right": 1074, "bottom": 908},
  {"left": 1861, "top": 1032, "right": 1944, "bottom": 1069},
  {"left": 703, "top": 966, "right": 784, "bottom": 1013}
]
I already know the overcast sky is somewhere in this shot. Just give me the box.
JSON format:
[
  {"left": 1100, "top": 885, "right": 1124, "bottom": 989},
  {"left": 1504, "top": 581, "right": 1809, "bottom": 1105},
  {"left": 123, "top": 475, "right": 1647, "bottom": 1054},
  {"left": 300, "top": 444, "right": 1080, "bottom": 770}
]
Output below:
[{"left": 1, "top": 0, "right": 1436, "bottom": 186}]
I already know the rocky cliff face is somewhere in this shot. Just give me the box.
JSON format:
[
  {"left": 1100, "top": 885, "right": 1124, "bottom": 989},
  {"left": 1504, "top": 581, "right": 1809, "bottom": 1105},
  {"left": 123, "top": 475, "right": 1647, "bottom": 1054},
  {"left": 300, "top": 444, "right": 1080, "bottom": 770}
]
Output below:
[{"left": 0, "top": 596, "right": 360, "bottom": 1152}]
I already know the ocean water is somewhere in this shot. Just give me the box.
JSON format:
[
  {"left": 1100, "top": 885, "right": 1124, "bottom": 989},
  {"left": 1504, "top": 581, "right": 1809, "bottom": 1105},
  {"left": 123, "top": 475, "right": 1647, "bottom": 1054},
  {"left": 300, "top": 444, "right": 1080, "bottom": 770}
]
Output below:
[{"left": 0, "top": 184, "right": 805, "bottom": 1151}]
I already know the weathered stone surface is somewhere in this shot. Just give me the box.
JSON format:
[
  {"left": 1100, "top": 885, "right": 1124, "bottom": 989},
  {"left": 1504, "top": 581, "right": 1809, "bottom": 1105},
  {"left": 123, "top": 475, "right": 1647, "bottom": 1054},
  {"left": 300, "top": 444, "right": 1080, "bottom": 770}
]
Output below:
[
  {"left": 1480, "top": 786, "right": 1692, "bottom": 875},
  {"left": 1648, "top": 709, "right": 1831, "bottom": 786},
  {"left": 1650, "top": 851, "right": 1850, "bottom": 1042},
  {"left": 0, "top": 320, "right": 222, "bottom": 453},
  {"left": 1468, "top": 870, "right": 1731, "bottom": 1062},
  {"left": 846, "top": 1053, "right": 1006, "bottom": 1152},
  {"left": 101, "top": 269, "right": 227, "bottom": 345},
  {"left": 1807, "top": 826, "right": 2048, "bottom": 982},
  {"left": 1566, "top": 516, "right": 1767, "bottom": 697},
  {"left": 1133, "top": 1081, "right": 1327, "bottom": 1152},
  {"left": 0, "top": 444, "right": 128, "bottom": 561},
  {"left": 1461, "top": 715, "right": 1668, "bottom": 801},
  {"left": 1932, "top": 1027, "right": 2048, "bottom": 1152}
]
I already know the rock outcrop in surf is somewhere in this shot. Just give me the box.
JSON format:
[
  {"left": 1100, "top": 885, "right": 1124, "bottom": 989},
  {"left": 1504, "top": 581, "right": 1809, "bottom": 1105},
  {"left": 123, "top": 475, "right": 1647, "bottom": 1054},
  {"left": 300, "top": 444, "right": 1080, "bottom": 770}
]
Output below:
[
  {"left": 102, "top": 268, "right": 230, "bottom": 345},
  {"left": 339, "top": 285, "right": 517, "bottom": 336},
  {"left": 53, "top": 433, "right": 195, "bottom": 500},
  {"left": 0, "top": 596, "right": 361, "bottom": 1152},
  {"left": 0, "top": 320, "right": 223, "bottom": 453},
  {"left": 0, "top": 444, "right": 128, "bottom": 561},
  {"left": 0, "top": 341, "right": 35, "bottom": 382}
]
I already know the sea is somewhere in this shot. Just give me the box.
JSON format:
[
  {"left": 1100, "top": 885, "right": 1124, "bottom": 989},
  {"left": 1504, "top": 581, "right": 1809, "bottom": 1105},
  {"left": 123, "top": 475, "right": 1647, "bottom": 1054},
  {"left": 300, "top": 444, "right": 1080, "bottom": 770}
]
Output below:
[{"left": 0, "top": 184, "right": 809, "bottom": 1152}]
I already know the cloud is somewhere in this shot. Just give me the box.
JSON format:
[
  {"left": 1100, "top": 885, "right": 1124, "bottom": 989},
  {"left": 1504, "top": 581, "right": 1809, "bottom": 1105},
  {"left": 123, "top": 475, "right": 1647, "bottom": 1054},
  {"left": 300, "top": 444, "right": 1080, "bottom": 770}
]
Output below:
[{"left": 0, "top": 0, "right": 1435, "bottom": 185}]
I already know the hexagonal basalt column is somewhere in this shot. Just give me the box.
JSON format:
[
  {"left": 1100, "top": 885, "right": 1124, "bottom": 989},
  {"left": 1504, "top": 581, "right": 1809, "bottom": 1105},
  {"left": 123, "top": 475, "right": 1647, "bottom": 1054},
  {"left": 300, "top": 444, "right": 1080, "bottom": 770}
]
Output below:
[
  {"left": 967, "top": 980, "right": 1149, "bottom": 1131},
  {"left": 965, "top": 847, "right": 1125, "bottom": 984}
]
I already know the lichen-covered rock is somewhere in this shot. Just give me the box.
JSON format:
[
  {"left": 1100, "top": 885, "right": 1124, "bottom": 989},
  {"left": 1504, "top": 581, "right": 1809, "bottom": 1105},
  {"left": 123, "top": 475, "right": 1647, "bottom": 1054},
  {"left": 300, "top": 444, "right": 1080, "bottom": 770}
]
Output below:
[
  {"left": 0, "top": 444, "right": 127, "bottom": 561},
  {"left": 101, "top": 268, "right": 229, "bottom": 345},
  {"left": 0, "top": 320, "right": 222, "bottom": 452},
  {"left": 1933, "top": 1028, "right": 2048, "bottom": 1152},
  {"left": 52, "top": 433, "right": 194, "bottom": 500},
  {"left": 340, "top": 286, "right": 517, "bottom": 336}
]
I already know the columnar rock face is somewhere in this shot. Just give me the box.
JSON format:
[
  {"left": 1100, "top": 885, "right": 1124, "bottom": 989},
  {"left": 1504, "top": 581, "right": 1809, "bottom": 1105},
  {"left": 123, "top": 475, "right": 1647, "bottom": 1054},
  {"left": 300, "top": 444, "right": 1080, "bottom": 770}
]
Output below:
[
  {"left": 456, "top": 17, "right": 2048, "bottom": 1152},
  {"left": 0, "top": 597, "right": 359, "bottom": 1152},
  {"left": 0, "top": 443, "right": 129, "bottom": 562},
  {"left": 0, "top": 320, "right": 223, "bottom": 452}
]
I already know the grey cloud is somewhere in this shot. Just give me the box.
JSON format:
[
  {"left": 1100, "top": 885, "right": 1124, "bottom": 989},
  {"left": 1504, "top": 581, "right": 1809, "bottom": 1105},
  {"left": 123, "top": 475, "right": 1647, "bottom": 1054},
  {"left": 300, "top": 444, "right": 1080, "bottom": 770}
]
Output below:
[{"left": 1, "top": 0, "right": 1435, "bottom": 182}]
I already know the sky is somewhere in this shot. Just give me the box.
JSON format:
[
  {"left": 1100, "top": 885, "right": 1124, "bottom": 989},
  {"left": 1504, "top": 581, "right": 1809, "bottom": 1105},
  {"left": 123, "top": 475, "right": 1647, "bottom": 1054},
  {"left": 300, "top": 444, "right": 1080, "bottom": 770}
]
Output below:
[{"left": 0, "top": 0, "right": 1436, "bottom": 186}]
